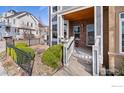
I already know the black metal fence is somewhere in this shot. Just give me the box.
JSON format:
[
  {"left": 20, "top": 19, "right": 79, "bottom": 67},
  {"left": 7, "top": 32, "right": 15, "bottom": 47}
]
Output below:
[{"left": 7, "top": 45, "right": 35, "bottom": 76}]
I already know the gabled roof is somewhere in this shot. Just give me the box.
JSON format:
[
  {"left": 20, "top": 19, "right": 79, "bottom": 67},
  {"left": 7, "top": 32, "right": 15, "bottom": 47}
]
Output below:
[
  {"left": 4, "top": 10, "right": 44, "bottom": 27},
  {"left": 5, "top": 11, "right": 26, "bottom": 18}
]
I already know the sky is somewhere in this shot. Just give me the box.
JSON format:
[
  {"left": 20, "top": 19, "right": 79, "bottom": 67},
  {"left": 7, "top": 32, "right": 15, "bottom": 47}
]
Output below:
[{"left": 0, "top": 6, "right": 48, "bottom": 26}]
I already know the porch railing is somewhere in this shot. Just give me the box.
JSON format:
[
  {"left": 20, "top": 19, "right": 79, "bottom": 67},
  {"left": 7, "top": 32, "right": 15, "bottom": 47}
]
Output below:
[{"left": 63, "top": 36, "right": 74, "bottom": 65}]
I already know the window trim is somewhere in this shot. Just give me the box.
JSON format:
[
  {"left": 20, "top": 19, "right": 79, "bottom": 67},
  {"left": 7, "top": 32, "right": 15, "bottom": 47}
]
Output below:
[{"left": 119, "top": 12, "right": 124, "bottom": 54}]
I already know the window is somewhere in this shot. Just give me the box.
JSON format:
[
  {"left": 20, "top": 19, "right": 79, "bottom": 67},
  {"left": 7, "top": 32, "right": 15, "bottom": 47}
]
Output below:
[
  {"left": 86, "top": 24, "right": 94, "bottom": 46},
  {"left": 31, "top": 23, "right": 33, "bottom": 27},
  {"left": 73, "top": 26, "right": 80, "bottom": 39},
  {"left": 7, "top": 19, "right": 9, "bottom": 23},
  {"left": 52, "top": 15, "right": 57, "bottom": 22},
  {"left": 13, "top": 19, "right": 16, "bottom": 24},
  {"left": 52, "top": 24, "right": 57, "bottom": 31},
  {"left": 119, "top": 13, "right": 124, "bottom": 53},
  {"left": 27, "top": 22, "right": 29, "bottom": 26},
  {"left": 53, "top": 33, "right": 57, "bottom": 38},
  {"left": 53, "top": 6, "right": 58, "bottom": 12}
]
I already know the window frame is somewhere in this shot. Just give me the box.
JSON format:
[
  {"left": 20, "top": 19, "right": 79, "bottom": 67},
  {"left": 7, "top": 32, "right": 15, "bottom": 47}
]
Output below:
[
  {"left": 119, "top": 12, "right": 124, "bottom": 53},
  {"left": 86, "top": 24, "right": 94, "bottom": 46}
]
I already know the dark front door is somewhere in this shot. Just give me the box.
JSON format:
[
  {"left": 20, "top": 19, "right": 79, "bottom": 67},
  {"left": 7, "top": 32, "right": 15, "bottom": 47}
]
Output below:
[{"left": 73, "top": 25, "right": 80, "bottom": 47}]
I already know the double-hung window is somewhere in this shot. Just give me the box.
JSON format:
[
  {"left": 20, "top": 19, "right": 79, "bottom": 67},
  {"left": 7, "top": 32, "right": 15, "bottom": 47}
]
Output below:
[{"left": 119, "top": 13, "right": 124, "bottom": 53}]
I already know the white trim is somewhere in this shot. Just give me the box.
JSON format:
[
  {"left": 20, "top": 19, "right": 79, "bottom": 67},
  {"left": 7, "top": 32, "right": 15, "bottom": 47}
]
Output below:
[
  {"left": 92, "top": 6, "right": 103, "bottom": 76},
  {"left": 119, "top": 12, "right": 124, "bottom": 54},
  {"left": 101, "top": 6, "right": 103, "bottom": 65},
  {"left": 66, "top": 20, "right": 69, "bottom": 39},
  {"left": 57, "top": 15, "right": 60, "bottom": 44},
  {"left": 59, "top": 15, "right": 64, "bottom": 39}
]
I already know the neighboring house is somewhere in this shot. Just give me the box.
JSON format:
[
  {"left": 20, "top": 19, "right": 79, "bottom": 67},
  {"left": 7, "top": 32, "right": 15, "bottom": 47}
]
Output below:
[
  {"left": 50, "top": 6, "right": 124, "bottom": 75},
  {"left": 0, "top": 10, "right": 43, "bottom": 40},
  {"left": 39, "top": 26, "right": 49, "bottom": 44}
]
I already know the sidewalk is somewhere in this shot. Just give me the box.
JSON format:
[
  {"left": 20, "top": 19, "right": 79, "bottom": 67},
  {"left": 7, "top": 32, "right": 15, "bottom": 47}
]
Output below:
[
  {"left": 0, "top": 40, "right": 6, "bottom": 53},
  {"left": 0, "top": 61, "right": 8, "bottom": 76}
]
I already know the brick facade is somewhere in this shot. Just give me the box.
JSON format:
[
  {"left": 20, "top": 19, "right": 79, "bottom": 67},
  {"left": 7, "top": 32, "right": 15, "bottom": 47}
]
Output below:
[{"left": 69, "top": 19, "right": 94, "bottom": 48}]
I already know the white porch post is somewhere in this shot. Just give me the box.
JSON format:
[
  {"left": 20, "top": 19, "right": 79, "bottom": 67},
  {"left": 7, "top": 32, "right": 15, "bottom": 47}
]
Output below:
[
  {"left": 59, "top": 15, "right": 64, "bottom": 41},
  {"left": 66, "top": 20, "right": 69, "bottom": 39},
  {"left": 57, "top": 15, "right": 60, "bottom": 44},
  {"left": 93, "top": 6, "right": 103, "bottom": 76}
]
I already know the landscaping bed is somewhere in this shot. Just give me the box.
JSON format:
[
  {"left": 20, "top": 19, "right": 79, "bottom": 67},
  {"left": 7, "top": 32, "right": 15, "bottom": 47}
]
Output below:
[
  {"left": 1, "top": 43, "right": 63, "bottom": 76},
  {"left": 2, "top": 56, "right": 28, "bottom": 76},
  {"left": 31, "top": 45, "right": 58, "bottom": 76}
]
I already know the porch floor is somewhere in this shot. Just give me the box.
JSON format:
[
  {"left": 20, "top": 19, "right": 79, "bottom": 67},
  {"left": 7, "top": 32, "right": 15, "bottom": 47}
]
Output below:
[{"left": 54, "top": 47, "right": 92, "bottom": 76}]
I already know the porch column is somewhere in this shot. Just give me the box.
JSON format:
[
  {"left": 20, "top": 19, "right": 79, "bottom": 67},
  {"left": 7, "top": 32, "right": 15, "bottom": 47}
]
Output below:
[
  {"left": 66, "top": 20, "right": 69, "bottom": 39},
  {"left": 93, "top": 6, "right": 103, "bottom": 75},
  {"left": 57, "top": 15, "right": 60, "bottom": 44},
  {"left": 59, "top": 15, "right": 64, "bottom": 41}
]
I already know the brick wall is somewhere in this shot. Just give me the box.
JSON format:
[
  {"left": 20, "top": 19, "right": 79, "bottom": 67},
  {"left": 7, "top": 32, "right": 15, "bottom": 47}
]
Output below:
[{"left": 69, "top": 19, "right": 94, "bottom": 48}]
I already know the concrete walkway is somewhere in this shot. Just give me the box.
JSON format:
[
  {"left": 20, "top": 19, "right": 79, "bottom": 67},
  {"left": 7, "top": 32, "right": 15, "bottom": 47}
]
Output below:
[
  {"left": 0, "top": 40, "right": 6, "bottom": 53},
  {"left": 0, "top": 40, "right": 7, "bottom": 76},
  {"left": 0, "top": 61, "right": 8, "bottom": 76},
  {"left": 54, "top": 48, "right": 92, "bottom": 76}
]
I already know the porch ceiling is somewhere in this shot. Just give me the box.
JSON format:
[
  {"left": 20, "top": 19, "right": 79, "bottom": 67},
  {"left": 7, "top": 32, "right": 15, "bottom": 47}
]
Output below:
[{"left": 63, "top": 7, "right": 94, "bottom": 21}]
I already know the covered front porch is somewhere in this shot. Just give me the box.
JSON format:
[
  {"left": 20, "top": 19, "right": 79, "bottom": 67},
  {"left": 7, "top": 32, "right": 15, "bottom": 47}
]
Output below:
[
  {"left": 59, "top": 6, "right": 103, "bottom": 75},
  {"left": 62, "top": 7, "right": 94, "bottom": 49}
]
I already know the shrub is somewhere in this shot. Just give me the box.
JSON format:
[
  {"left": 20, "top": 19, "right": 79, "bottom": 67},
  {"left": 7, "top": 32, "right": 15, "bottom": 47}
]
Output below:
[
  {"left": 42, "top": 50, "right": 59, "bottom": 69},
  {"left": 42, "top": 44, "right": 63, "bottom": 69},
  {"left": 16, "top": 46, "right": 35, "bottom": 60},
  {"left": 48, "top": 44, "right": 63, "bottom": 60},
  {"left": 15, "top": 42, "right": 28, "bottom": 47},
  {"left": 119, "top": 58, "right": 124, "bottom": 76}
]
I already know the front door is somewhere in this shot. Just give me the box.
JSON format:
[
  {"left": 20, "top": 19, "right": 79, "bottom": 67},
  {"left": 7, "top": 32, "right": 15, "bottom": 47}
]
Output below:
[{"left": 73, "top": 25, "right": 80, "bottom": 47}]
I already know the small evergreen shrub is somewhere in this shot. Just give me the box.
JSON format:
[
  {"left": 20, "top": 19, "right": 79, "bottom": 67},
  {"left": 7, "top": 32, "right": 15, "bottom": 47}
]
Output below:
[{"left": 41, "top": 44, "right": 63, "bottom": 69}]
